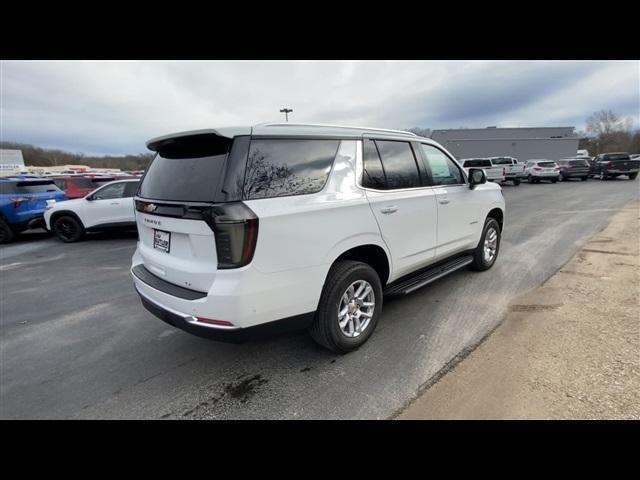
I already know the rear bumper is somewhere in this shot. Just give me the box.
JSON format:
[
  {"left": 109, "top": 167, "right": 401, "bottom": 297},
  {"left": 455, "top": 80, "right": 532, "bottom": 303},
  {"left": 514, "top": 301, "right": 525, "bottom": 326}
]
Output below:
[{"left": 135, "top": 284, "right": 314, "bottom": 343}]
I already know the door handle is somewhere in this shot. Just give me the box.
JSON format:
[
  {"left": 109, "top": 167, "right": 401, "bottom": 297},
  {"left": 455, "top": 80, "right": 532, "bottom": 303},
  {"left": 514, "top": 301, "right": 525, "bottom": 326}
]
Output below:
[
  {"left": 380, "top": 205, "right": 398, "bottom": 214},
  {"left": 439, "top": 198, "right": 450, "bottom": 205},
  {"left": 110, "top": 202, "right": 120, "bottom": 205}
]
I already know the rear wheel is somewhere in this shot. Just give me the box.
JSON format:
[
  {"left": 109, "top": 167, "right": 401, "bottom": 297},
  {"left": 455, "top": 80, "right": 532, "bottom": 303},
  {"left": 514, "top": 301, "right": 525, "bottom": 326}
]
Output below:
[
  {"left": 527, "top": 175, "right": 533, "bottom": 184},
  {"left": 310, "top": 260, "right": 383, "bottom": 353},
  {"left": 599, "top": 171, "right": 607, "bottom": 180},
  {"left": 551, "top": 177, "right": 558, "bottom": 183},
  {"left": 559, "top": 173, "right": 566, "bottom": 181},
  {"left": 470, "top": 217, "right": 501, "bottom": 271},
  {"left": 0, "top": 218, "right": 15, "bottom": 244},
  {"left": 581, "top": 176, "right": 588, "bottom": 181},
  {"left": 629, "top": 173, "right": 638, "bottom": 180},
  {"left": 53, "top": 215, "right": 85, "bottom": 242},
  {"left": 513, "top": 179, "right": 520, "bottom": 186}
]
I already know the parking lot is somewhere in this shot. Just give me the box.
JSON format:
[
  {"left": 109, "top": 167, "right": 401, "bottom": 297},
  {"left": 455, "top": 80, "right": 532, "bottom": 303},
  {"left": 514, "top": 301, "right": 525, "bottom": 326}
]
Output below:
[{"left": 1, "top": 178, "right": 639, "bottom": 419}]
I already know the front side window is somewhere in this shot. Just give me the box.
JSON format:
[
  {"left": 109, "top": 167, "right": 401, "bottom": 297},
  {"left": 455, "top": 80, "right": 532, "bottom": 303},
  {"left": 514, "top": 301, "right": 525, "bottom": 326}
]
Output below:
[
  {"left": 374, "top": 140, "right": 421, "bottom": 189},
  {"left": 243, "top": 139, "right": 339, "bottom": 200},
  {"left": 93, "top": 182, "right": 127, "bottom": 200},
  {"left": 421, "top": 144, "right": 463, "bottom": 186}
]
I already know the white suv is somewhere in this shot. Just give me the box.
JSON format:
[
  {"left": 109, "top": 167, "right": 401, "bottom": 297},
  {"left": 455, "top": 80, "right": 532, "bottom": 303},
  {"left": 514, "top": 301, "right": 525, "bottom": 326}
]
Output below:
[
  {"left": 45, "top": 179, "right": 140, "bottom": 242},
  {"left": 131, "top": 124, "right": 505, "bottom": 353}
]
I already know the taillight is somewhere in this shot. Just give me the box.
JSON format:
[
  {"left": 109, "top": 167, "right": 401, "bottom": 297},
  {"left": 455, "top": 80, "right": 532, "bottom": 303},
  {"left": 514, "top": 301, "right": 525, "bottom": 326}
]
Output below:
[
  {"left": 533, "top": 167, "right": 542, "bottom": 171},
  {"left": 196, "top": 317, "right": 235, "bottom": 327},
  {"left": 10, "top": 196, "right": 32, "bottom": 208},
  {"left": 208, "top": 202, "right": 259, "bottom": 269}
]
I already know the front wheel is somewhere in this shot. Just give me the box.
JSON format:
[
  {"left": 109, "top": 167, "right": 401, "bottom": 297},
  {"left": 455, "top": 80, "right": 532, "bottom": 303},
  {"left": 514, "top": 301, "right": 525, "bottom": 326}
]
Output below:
[
  {"left": 470, "top": 217, "right": 501, "bottom": 271},
  {"left": 629, "top": 173, "right": 638, "bottom": 180},
  {"left": 0, "top": 218, "right": 15, "bottom": 244},
  {"left": 53, "top": 215, "right": 85, "bottom": 242},
  {"left": 310, "top": 260, "right": 383, "bottom": 353}
]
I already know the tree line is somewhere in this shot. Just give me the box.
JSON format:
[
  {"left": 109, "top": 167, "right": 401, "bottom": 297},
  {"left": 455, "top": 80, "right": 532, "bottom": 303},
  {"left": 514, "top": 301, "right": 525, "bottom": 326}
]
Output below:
[{"left": 0, "top": 141, "right": 154, "bottom": 171}]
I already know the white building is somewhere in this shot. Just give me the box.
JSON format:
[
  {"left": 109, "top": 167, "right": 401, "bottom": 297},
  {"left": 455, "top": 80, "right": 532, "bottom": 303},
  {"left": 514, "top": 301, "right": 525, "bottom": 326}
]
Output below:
[
  {"left": 430, "top": 127, "right": 581, "bottom": 161},
  {"left": 0, "top": 149, "right": 26, "bottom": 175}
]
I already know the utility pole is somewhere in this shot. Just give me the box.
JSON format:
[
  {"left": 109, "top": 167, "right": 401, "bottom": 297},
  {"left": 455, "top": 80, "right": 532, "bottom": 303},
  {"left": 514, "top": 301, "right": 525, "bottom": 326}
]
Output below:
[{"left": 279, "top": 108, "right": 293, "bottom": 122}]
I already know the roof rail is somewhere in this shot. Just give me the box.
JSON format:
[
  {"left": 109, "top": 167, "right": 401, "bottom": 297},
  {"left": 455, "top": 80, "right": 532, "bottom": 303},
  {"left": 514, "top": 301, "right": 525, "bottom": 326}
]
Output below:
[{"left": 256, "top": 122, "right": 418, "bottom": 137}]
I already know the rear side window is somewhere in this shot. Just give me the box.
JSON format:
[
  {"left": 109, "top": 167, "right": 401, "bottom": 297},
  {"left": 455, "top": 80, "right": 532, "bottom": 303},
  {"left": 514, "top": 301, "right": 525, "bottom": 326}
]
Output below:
[
  {"left": 362, "top": 139, "right": 387, "bottom": 189},
  {"left": 374, "top": 140, "right": 421, "bottom": 189},
  {"left": 569, "top": 160, "right": 587, "bottom": 166},
  {"left": 491, "top": 158, "right": 512, "bottom": 165},
  {"left": 72, "top": 177, "right": 94, "bottom": 188},
  {"left": 421, "top": 144, "right": 463, "bottom": 186},
  {"left": 243, "top": 139, "right": 339, "bottom": 200},
  {"left": 93, "top": 182, "right": 127, "bottom": 200}
]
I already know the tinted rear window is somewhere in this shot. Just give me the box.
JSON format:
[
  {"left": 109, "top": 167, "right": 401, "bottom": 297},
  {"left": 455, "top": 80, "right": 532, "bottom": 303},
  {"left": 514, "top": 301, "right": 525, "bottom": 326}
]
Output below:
[
  {"left": 603, "top": 154, "right": 630, "bottom": 161},
  {"left": 538, "top": 162, "right": 557, "bottom": 167},
  {"left": 66, "top": 177, "right": 94, "bottom": 188},
  {"left": 15, "top": 182, "right": 62, "bottom": 193},
  {"left": 491, "top": 158, "right": 513, "bottom": 165},
  {"left": 464, "top": 159, "right": 491, "bottom": 167},
  {"left": 243, "top": 139, "right": 339, "bottom": 200},
  {"left": 569, "top": 160, "right": 588, "bottom": 166}
]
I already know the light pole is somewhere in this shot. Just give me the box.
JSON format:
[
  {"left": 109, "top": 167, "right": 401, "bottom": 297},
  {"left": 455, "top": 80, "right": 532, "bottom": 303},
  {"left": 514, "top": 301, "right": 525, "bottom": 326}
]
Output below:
[{"left": 279, "top": 108, "right": 293, "bottom": 122}]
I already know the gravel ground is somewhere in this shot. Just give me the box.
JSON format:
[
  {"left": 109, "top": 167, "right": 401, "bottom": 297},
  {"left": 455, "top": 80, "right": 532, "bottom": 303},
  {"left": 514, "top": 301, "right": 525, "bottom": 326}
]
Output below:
[{"left": 398, "top": 200, "right": 640, "bottom": 420}]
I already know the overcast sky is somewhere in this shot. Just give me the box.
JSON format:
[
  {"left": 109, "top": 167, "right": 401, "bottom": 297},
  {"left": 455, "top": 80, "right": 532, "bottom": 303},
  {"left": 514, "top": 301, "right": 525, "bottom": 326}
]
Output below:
[{"left": 1, "top": 60, "right": 638, "bottom": 156}]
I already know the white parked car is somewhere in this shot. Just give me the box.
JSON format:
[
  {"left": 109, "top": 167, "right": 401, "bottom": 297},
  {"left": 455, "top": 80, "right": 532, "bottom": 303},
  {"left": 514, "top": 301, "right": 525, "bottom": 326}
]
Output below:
[
  {"left": 488, "top": 157, "right": 525, "bottom": 185},
  {"left": 523, "top": 160, "right": 560, "bottom": 183},
  {"left": 44, "top": 179, "right": 140, "bottom": 242},
  {"left": 459, "top": 158, "right": 506, "bottom": 183},
  {"left": 131, "top": 124, "right": 505, "bottom": 353}
]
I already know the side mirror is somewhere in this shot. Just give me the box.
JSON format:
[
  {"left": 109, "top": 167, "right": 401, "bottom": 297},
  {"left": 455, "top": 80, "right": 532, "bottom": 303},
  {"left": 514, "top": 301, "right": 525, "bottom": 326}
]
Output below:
[
  {"left": 468, "top": 168, "right": 487, "bottom": 189},
  {"left": 86, "top": 195, "right": 94, "bottom": 201}
]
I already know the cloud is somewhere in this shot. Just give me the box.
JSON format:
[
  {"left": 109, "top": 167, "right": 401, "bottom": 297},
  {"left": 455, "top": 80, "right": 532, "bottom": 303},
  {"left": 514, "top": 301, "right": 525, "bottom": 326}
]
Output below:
[{"left": 1, "top": 60, "right": 638, "bottom": 155}]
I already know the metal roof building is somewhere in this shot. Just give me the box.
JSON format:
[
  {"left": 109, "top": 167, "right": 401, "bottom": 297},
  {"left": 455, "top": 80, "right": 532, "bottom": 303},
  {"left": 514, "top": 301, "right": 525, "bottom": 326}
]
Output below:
[{"left": 430, "top": 127, "right": 580, "bottom": 161}]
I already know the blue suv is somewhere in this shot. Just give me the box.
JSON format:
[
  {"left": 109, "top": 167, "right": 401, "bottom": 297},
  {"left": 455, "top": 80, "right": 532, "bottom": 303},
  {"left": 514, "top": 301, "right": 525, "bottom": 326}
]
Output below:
[{"left": 0, "top": 178, "right": 67, "bottom": 243}]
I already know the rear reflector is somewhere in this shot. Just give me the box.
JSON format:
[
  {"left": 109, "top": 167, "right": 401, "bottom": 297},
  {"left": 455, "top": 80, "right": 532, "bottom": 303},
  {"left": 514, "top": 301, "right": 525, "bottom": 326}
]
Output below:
[{"left": 196, "top": 317, "right": 235, "bottom": 327}]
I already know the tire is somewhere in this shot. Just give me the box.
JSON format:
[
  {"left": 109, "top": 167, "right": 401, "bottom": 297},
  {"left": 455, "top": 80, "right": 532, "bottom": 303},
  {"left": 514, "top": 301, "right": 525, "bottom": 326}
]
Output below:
[
  {"left": 309, "top": 260, "right": 383, "bottom": 354},
  {"left": 559, "top": 173, "right": 565, "bottom": 182},
  {"left": 0, "top": 218, "right": 15, "bottom": 244},
  {"left": 52, "top": 215, "right": 85, "bottom": 242},
  {"left": 470, "top": 217, "right": 501, "bottom": 271},
  {"left": 581, "top": 176, "right": 588, "bottom": 181},
  {"left": 551, "top": 177, "right": 558, "bottom": 183},
  {"left": 513, "top": 179, "right": 520, "bottom": 186},
  {"left": 528, "top": 175, "right": 533, "bottom": 184},
  {"left": 599, "top": 172, "right": 607, "bottom": 180},
  {"left": 629, "top": 173, "right": 638, "bottom": 180}
]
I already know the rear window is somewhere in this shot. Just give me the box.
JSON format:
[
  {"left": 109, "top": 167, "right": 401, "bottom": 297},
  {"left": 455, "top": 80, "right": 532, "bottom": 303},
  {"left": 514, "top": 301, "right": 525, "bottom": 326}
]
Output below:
[
  {"left": 603, "top": 154, "right": 630, "bottom": 161},
  {"left": 491, "top": 158, "right": 513, "bottom": 165},
  {"left": 72, "top": 177, "right": 95, "bottom": 188},
  {"left": 243, "top": 139, "right": 339, "bottom": 200},
  {"left": 463, "top": 159, "right": 491, "bottom": 167},
  {"left": 569, "top": 160, "right": 588, "bottom": 166},
  {"left": 538, "top": 162, "right": 557, "bottom": 167},
  {"left": 15, "top": 182, "right": 62, "bottom": 193}
]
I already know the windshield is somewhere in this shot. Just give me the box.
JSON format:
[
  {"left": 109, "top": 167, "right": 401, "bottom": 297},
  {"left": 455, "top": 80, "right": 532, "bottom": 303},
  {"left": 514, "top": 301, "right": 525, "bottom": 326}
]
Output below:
[{"left": 71, "top": 177, "right": 94, "bottom": 188}]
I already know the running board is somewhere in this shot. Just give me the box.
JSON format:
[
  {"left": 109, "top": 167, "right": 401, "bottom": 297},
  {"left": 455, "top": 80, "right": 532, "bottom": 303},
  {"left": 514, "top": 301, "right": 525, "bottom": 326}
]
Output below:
[{"left": 384, "top": 255, "right": 474, "bottom": 296}]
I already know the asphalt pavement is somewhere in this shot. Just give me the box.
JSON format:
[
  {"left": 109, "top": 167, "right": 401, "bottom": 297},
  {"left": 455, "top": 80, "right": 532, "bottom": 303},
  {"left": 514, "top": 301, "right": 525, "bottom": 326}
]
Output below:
[{"left": 1, "top": 178, "right": 639, "bottom": 419}]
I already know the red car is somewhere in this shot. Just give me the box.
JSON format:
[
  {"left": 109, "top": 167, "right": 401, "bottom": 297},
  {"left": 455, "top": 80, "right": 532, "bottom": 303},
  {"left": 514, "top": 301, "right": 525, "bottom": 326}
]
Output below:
[{"left": 51, "top": 176, "right": 97, "bottom": 199}]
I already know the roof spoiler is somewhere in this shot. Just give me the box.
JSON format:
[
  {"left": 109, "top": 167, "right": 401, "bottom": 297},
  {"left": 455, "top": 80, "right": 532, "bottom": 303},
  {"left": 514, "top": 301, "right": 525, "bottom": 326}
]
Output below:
[{"left": 146, "top": 127, "right": 251, "bottom": 153}]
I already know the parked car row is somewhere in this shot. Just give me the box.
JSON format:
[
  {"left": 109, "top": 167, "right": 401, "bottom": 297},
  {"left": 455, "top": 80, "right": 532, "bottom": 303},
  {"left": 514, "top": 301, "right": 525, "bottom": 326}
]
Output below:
[
  {"left": 0, "top": 173, "right": 141, "bottom": 244},
  {"left": 459, "top": 153, "right": 639, "bottom": 185}
]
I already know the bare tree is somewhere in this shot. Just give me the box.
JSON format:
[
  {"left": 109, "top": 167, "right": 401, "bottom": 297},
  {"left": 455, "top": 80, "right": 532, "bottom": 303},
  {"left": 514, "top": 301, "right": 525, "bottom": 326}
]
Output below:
[{"left": 586, "top": 110, "right": 632, "bottom": 137}]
